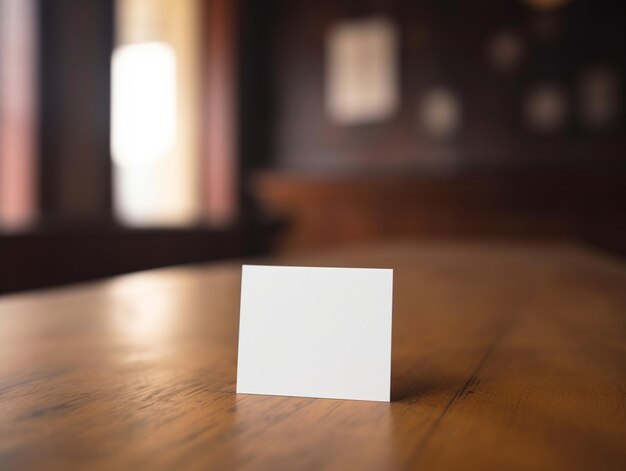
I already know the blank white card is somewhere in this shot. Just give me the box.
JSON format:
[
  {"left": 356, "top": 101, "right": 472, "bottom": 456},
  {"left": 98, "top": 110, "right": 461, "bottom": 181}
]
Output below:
[{"left": 237, "top": 265, "right": 393, "bottom": 402}]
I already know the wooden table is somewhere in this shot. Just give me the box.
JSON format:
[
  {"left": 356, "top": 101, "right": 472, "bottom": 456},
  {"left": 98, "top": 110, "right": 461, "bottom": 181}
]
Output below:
[{"left": 1, "top": 242, "right": 625, "bottom": 470}]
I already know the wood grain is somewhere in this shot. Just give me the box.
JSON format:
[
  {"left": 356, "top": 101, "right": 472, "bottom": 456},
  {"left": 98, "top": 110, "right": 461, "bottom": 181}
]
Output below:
[{"left": 1, "top": 241, "right": 625, "bottom": 470}]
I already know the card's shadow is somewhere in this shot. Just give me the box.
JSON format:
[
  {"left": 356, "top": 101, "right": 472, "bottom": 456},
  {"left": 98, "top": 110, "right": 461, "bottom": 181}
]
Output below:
[{"left": 391, "top": 368, "right": 462, "bottom": 403}]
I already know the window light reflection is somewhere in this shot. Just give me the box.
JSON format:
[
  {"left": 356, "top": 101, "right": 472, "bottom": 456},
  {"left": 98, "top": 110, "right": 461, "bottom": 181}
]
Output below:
[{"left": 106, "top": 275, "right": 177, "bottom": 349}]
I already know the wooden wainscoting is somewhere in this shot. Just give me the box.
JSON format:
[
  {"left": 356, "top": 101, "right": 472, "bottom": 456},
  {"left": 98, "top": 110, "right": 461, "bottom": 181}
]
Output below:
[
  {"left": 251, "top": 171, "right": 626, "bottom": 255},
  {"left": 0, "top": 218, "right": 279, "bottom": 294}
]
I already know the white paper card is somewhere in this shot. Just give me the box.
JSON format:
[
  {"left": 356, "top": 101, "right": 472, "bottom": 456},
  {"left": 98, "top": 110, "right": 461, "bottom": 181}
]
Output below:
[{"left": 237, "top": 265, "right": 393, "bottom": 402}]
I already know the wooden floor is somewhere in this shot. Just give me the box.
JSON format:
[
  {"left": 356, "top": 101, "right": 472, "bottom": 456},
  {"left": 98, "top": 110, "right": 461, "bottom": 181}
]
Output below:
[{"left": 1, "top": 241, "right": 625, "bottom": 470}]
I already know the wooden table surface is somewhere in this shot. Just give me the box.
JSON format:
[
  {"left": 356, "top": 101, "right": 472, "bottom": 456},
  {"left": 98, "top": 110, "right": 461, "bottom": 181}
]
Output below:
[{"left": 1, "top": 241, "right": 625, "bottom": 470}]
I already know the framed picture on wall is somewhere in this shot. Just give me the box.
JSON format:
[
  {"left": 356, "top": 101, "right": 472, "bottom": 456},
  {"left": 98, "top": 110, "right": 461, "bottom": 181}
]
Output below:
[{"left": 325, "top": 16, "right": 399, "bottom": 125}]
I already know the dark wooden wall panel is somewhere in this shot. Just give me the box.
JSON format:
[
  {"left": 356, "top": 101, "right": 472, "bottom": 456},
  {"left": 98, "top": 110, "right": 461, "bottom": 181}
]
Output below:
[
  {"left": 242, "top": 0, "right": 626, "bottom": 174},
  {"left": 240, "top": 0, "right": 626, "bottom": 255},
  {"left": 38, "top": 0, "right": 113, "bottom": 222}
]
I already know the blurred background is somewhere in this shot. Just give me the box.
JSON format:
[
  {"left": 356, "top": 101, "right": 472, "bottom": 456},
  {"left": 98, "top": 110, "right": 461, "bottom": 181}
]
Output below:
[{"left": 0, "top": 0, "right": 624, "bottom": 294}]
